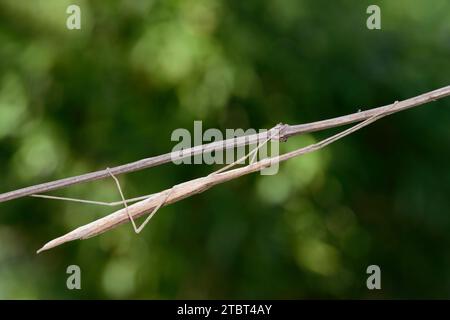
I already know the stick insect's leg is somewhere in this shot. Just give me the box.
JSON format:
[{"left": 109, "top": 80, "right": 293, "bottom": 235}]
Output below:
[
  {"left": 32, "top": 167, "right": 170, "bottom": 234},
  {"left": 249, "top": 130, "right": 274, "bottom": 164},
  {"left": 209, "top": 126, "right": 277, "bottom": 176},
  {"left": 106, "top": 167, "right": 140, "bottom": 233},
  {"left": 106, "top": 168, "right": 173, "bottom": 234},
  {"left": 134, "top": 187, "right": 174, "bottom": 234}
]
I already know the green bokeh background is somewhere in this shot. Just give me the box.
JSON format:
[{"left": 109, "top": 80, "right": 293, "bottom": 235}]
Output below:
[{"left": 0, "top": 0, "right": 449, "bottom": 299}]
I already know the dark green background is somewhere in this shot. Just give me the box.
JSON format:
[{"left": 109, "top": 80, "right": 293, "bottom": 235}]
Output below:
[{"left": 0, "top": 0, "right": 449, "bottom": 298}]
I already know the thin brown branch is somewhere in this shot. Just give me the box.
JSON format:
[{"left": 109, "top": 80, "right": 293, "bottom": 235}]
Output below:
[{"left": 1, "top": 85, "right": 449, "bottom": 204}]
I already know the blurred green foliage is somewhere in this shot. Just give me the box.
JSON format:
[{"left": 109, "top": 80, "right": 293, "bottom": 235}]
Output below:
[{"left": 0, "top": 0, "right": 449, "bottom": 299}]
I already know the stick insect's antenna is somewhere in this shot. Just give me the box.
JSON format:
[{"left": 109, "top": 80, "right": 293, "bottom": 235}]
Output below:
[{"left": 30, "top": 193, "right": 156, "bottom": 206}]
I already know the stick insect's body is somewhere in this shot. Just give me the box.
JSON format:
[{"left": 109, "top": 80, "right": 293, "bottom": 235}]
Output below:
[{"left": 36, "top": 134, "right": 277, "bottom": 253}]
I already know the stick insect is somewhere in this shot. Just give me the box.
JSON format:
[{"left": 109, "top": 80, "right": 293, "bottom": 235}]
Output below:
[{"left": 32, "top": 127, "right": 279, "bottom": 243}]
